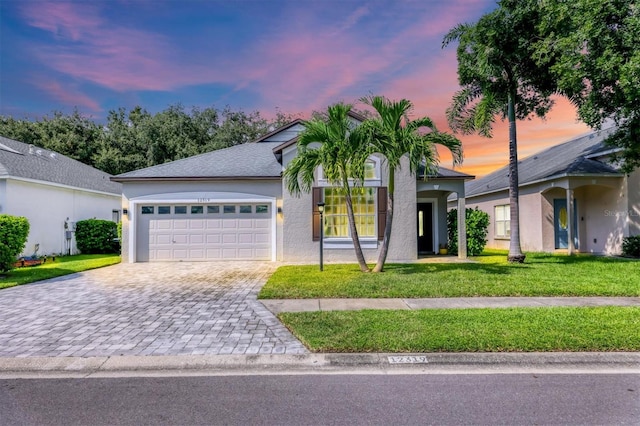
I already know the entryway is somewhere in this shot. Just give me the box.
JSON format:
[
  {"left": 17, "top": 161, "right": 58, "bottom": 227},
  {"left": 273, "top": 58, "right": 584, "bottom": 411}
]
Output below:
[
  {"left": 417, "top": 202, "right": 434, "bottom": 253},
  {"left": 554, "top": 199, "right": 578, "bottom": 249}
]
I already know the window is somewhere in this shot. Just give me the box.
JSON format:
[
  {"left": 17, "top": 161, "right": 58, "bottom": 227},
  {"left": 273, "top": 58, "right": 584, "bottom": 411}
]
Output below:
[
  {"left": 494, "top": 205, "right": 510, "bottom": 238},
  {"left": 141, "top": 206, "right": 154, "bottom": 214},
  {"left": 191, "top": 206, "right": 204, "bottom": 214},
  {"left": 207, "top": 205, "right": 220, "bottom": 214},
  {"left": 256, "top": 205, "right": 269, "bottom": 214},
  {"left": 224, "top": 205, "right": 236, "bottom": 214},
  {"left": 239, "top": 205, "right": 252, "bottom": 213},
  {"left": 112, "top": 210, "right": 120, "bottom": 223},
  {"left": 158, "top": 206, "right": 171, "bottom": 214},
  {"left": 364, "top": 160, "right": 377, "bottom": 179},
  {"left": 175, "top": 206, "right": 187, "bottom": 214},
  {"left": 323, "top": 187, "right": 376, "bottom": 238}
]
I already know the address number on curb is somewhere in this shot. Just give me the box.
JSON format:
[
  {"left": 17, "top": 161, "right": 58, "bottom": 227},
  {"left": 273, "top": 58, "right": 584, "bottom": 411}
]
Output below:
[{"left": 387, "top": 356, "right": 429, "bottom": 364}]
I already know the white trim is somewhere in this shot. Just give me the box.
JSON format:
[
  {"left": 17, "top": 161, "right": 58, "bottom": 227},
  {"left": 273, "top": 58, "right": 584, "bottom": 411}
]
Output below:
[
  {"left": 1, "top": 175, "right": 121, "bottom": 198},
  {"left": 417, "top": 197, "right": 438, "bottom": 252},
  {"left": 128, "top": 191, "right": 277, "bottom": 262}
]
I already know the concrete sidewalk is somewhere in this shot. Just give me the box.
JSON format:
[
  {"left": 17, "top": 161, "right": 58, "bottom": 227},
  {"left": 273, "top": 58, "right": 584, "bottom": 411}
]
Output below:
[{"left": 261, "top": 297, "right": 640, "bottom": 314}]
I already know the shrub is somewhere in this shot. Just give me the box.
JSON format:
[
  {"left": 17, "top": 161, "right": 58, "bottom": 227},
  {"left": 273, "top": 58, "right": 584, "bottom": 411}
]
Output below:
[
  {"left": 75, "top": 219, "right": 120, "bottom": 254},
  {"left": 447, "top": 207, "right": 490, "bottom": 256},
  {"left": 622, "top": 235, "right": 640, "bottom": 258},
  {"left": 0, "top": 214, "right": 30, "bottom": 272}
]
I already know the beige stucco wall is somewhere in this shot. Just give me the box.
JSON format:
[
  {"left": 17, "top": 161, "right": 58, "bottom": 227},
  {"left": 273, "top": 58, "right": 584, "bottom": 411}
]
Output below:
[
  {"left": 626, "top": 170, "right": 640, "bottom": 236},
  {"left": 467, "top": 175, "right": 630, "bottom": 255},
  {"left": 281, "top": 152, "right": 418, "bottom": 263},
  {"left": 3, "top": 178, "right": 120, "bottom": 256},
  {"left": 120, "top": 180, "right": 282, "bottom": 262}
]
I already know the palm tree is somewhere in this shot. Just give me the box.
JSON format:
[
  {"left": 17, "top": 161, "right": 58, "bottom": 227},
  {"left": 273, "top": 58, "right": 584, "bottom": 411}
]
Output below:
[
  {"left": 443, "top": 6, "right": 557, "bottom": 263},
  {"left": 284, "top": 103, "right": 371, "bottom": 272},
  {"left": 360, "top": 95, "right": 463, "bottom": 272}
]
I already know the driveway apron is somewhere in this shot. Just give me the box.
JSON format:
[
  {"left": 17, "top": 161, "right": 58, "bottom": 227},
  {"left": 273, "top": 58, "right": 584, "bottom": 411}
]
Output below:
[{"left": 0, "top": 262, "right": 307, "bottom": 357}]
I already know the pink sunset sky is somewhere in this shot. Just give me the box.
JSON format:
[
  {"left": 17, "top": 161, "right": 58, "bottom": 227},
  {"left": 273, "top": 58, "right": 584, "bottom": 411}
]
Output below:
[{"left": 0, "top": 0, "right": 591, "bottom": 177}]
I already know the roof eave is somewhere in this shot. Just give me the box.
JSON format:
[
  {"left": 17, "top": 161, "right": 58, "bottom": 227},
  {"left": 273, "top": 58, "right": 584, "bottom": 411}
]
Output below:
[
  {"left": 466, "top": 172, "right": 624, "bottom": 198},
  {"left": 111, "top": 176, "right": 282, "bottom": 183}
]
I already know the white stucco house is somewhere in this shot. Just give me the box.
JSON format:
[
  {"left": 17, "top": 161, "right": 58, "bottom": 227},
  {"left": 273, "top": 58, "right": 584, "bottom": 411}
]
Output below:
[
  {"left": 0, "top": 136, "right": 122, "bottom": 257},
  {"left": 112, "top": 114, "right": 474, "bottom": 263},
  {"left": 451, "top": 128, "right": 640, "bottom": 255}
]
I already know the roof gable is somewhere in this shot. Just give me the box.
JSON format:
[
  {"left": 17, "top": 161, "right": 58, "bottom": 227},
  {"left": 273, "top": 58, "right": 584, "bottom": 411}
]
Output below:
[{"left": 0, "top": 135, "right": 121, "bottom": 194}]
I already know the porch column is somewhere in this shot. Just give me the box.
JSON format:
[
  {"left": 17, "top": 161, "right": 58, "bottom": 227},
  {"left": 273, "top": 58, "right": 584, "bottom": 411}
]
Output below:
[
  {"left": 566, "top": 188, "right": 574, "bottom": 255},
  {"left": 457, "top": 196, "right": 467, "bottom": 259}
]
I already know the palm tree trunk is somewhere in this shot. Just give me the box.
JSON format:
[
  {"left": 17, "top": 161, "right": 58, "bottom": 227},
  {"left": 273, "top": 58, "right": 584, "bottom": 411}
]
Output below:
[
  {"left": 373, "top": 167, "right": 394, "bottom": 272},
  {"left": 344, "top": 183, "right": 370, "bottom": 272},
  {"left": 507, "top": 90, "right": 526, "bottom": 263}
]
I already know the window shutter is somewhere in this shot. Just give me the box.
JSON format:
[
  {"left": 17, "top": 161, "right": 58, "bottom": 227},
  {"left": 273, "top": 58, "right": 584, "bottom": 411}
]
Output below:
[
  {"left": 312, "top": 187, "right": 322, "bottom": 241},
  {"left": 377, "top": 187, "right": 387, "bottom": 241}
]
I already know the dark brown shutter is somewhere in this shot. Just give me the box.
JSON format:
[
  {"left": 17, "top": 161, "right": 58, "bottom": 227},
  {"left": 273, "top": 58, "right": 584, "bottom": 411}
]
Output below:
[
  {"left": 377, "top": 186, "right": 387, "bottom": 241},
  {"left": 312, "top": 187, "right": 322, "bottom": 241}
]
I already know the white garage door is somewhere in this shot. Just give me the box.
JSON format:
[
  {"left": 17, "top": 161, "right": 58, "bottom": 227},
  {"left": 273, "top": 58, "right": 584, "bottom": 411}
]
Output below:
[{"left": 137, "top": 203, "right": 272, "bottom": 261}]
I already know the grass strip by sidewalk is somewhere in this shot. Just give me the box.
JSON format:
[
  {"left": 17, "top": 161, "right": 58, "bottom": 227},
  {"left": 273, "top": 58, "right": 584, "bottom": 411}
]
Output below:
[
  {"left": 279, "top": 306, "right": 640, "bottom": 352},
  {"left": 260, "top": 251, "right": 640, "bottom": 299},
  {"left": 0, "top": 254, "right": 121, "bottom": 290}
]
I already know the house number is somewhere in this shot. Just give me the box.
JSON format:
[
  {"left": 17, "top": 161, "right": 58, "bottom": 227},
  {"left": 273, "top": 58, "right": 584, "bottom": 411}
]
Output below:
[{"left": 197, "top": 198, "right": 210, "bottom": 202}]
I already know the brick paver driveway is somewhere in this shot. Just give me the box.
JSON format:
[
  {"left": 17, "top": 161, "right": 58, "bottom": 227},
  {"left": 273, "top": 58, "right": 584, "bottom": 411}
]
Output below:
[{"left": 0, "top": 262, "right": 307, "bottom": 357}]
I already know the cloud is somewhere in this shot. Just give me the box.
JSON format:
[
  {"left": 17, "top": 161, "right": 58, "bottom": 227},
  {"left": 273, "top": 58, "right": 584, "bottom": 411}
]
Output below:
[{"left": 34, "top": 79, "right": 101, "bottom": 112}]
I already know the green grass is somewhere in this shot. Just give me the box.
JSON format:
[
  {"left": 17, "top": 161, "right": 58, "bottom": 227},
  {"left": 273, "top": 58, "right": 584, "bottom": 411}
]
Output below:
[
  {"left": 0, "top": 254, "right": 121, "bottom": 290},
  {"left": 259, "top": 251, "right": 640, "bottom": 299},
  {"left": 279, "top": 306, "right": 640, "bottom": 352}
]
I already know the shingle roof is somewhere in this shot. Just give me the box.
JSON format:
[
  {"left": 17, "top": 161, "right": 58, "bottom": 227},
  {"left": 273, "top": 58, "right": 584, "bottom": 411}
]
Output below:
[
  {"left": 112, "top": 142, "right": 282, "bottom": 181},
  {"left": 465, "top": 128, "right": 621, "bottom": 197},
  {"left": 419, "top": 165, "right": 474, "bottom": 180},
  {"left": 0, "top": 135, "right": 121, "bottom": 195}
]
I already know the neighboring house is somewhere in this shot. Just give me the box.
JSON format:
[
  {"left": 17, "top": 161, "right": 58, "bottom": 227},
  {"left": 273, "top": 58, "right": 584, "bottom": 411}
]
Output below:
[
  {"left": 112, "top": 115, "right": 474, "bottom": 263},
  {"left": 0, "top": 136, "right": 122, "bottom": 257},
  {"left": 450, "top": 128, "right": 640, "bottom": 255}
]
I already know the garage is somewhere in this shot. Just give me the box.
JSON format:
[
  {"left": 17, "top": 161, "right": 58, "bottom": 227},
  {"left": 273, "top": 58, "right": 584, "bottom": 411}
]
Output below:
[{"left": 135, "top": 202, "right": 273, "bottom": 261}]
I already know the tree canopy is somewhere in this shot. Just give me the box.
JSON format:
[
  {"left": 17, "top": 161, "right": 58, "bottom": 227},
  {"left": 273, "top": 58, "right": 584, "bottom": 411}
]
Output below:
[
  {"left": 0, "top": 105, "right": 297, "bottom": 175},
  {"left": 529, "top": 0, "right": 640, "bottom": 172}
]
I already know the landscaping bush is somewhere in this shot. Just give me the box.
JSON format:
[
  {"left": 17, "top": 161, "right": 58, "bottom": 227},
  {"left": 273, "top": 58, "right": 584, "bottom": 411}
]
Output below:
[
  {"left": 447, "top": 207, "right": 489, "bottom": 256},
  {"left": 75, "top": 219, "right": 120, "bottom": 254},
  {"left": 0, "top": 214, "right": 30, "bottom": 272},
  {"left": 622, "top": 235, "right": 640, "bottom": 258}
]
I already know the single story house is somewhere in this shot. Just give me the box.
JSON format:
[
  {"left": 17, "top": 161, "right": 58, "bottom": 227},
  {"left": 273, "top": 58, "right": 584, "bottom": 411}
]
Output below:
[
  {"left": 451, "top": 128, "right": 640, "bottom": 255},
  {"left": 0, "top": 136, "right": 122, "bottom": 257},
  {"left": 112, "top": 115, "right": 474, "bottom": 263}
]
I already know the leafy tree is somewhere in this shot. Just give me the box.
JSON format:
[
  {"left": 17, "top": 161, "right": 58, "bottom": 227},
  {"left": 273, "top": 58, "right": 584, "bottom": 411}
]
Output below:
[
  {"left": 284, "top": 103, "right": 371, "bottom": 272},
  {"left": 530, "top": 0, "right": 640, "bottom": 172},
  {"left": 0, "top": 109, "right": 100, "bottom": 166},
  {"left": 443, "top": 4, "right": 556, "bottom": 263},
  {"left": 359, "top": 95, "right": 462, "bottom": 272}
]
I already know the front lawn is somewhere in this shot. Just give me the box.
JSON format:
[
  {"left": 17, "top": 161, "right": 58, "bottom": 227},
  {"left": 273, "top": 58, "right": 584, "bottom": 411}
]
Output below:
[
  {"left": 260, "top": 251, "right": 640, "bottom": 299},
  {"left": 279, "top": 306, "right": 640, "bottom": 352},
  {"left": 0, "top": 254, "right": 121, "bottom": 290}
]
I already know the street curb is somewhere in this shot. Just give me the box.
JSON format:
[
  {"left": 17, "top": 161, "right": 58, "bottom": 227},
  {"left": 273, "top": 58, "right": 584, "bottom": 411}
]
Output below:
[{"left": 0, "top": 353, "right": 638, "bottom": 378}]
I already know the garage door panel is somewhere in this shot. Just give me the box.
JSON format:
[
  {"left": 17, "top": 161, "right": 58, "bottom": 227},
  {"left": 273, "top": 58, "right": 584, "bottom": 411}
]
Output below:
[
  {"left": 222, "top": 234, "right": 237, "bottom": 244},
  {"left": 173, "top": 220, "right": 188, "bottom": 230},
  {"left": 238, "top": 219, "right": 253, "bottom": 228},
  {"left": 142, "top": 202, "right": 272, "bottom": 262},
  {"left": 255, "top": 219, "right": 270, "bottom": 228},
  {"left": 189, "top": 220, "right": 205, "bottom": 229},
  {"left": 255, "top": 233, "right": 269, "bottom": 244},
  {"left": 223, "top": 220, "right": 237, "bottom": 229}
]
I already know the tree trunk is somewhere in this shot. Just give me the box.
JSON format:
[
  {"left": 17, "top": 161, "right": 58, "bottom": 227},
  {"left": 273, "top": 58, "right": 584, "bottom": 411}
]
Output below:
[
  {"left": 344, "top": 185, "right": 370, "bottom": 272},
  {"left": 373, "top": 167, "right": 394, "bottom": 272},
  {"left": 507, "top": 91, "right": 526, "bottom": 263}
]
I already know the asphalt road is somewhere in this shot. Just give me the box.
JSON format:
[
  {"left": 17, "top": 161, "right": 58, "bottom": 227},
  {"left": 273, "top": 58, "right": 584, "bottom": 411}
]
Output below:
[{"left": 1, "top": 373, "right": 638, "bottom": 425}]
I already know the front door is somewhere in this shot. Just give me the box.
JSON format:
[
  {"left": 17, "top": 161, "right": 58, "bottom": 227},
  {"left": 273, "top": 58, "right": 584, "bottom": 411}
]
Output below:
[
  {"left": 554, "top": 199, "right": 578, "bottom": 249},
  {"left": 417, "top": 203, "right": 434, "bottom": 253}
]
